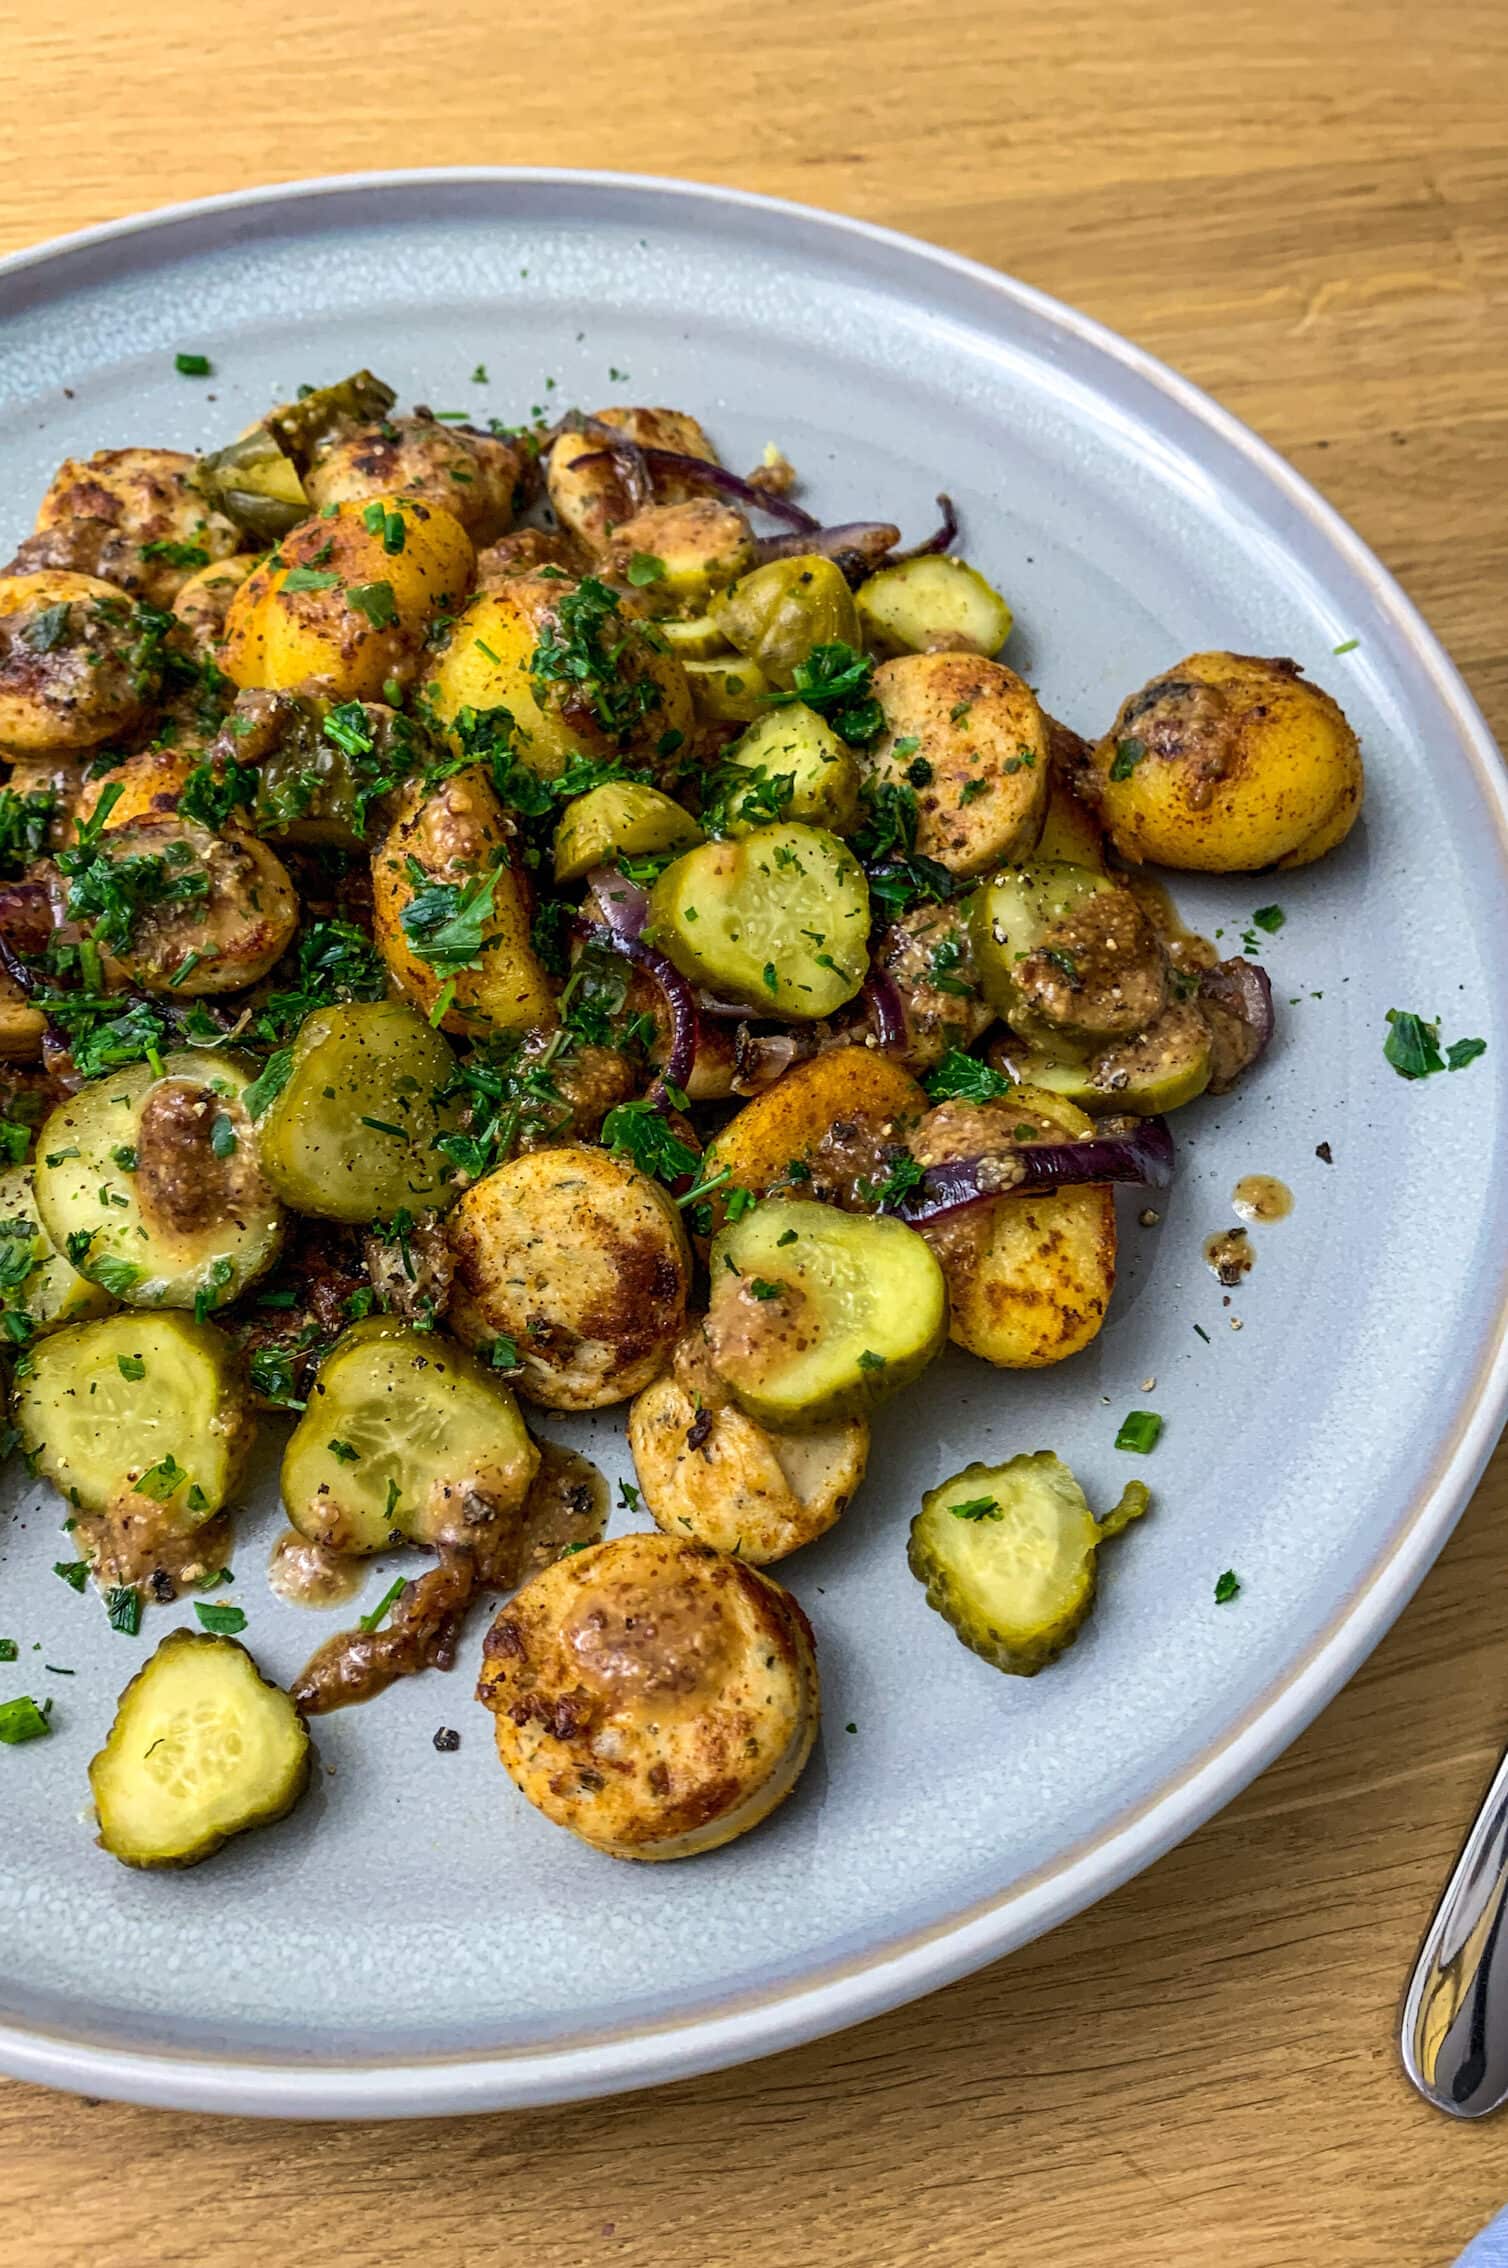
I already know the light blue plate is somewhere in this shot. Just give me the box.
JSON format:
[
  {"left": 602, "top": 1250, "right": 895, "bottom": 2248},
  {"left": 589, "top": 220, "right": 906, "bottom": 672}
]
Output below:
[{"left": 0, "top": 170, "right": 1504, "bottom": 2118}]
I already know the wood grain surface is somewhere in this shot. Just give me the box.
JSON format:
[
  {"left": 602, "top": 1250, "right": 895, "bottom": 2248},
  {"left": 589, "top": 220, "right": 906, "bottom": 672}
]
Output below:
[{"left": 1, "top": 2, "right": 1507, "bottom": 2261}]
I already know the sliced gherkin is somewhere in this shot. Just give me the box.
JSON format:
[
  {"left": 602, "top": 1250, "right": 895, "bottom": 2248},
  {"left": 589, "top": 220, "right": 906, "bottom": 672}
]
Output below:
[
  {"left": 907, "top": 1451, "right": 1150, "bottom": 1675},
  {"left": 12, "top": 1310, "right": 254, "bottom": 1523},
  {"left": 280, "top": 1316, "right": 539, "bottom": 1554},
  {"left": 32, "top": 1053, "right": 285, "bottom": 1312},
  {"left": 705, "top": 1198, "right": 947, "bottom": 1427},
  {"left": 89, "top": 1629, "right": 310, "bottom": 1868},
  {"left": 713, "top": 705, "right": 860, "bottom": 835},
  {"left": 191, "top": 428, "right": 310, "bottom": 544},
  {"left": 856, "top": 554, "right": 1013, "bottom": 659},
  {"left": 709, "top": 555, "right": 860, "bottom": 687},
  {"left": 648, "top": 822, "right": 869, "bottom": 1018},
  {"left": 553, "top": 780, "right": 702, "bottom": 885},
  {"left": 255, "top": 1002, "right": 461, "bottom": 1223},
  {"left": 0, "top": 1165, "right": 113, "bottom": 1335},
  {"left": 265, "top": 370, "right": 397, "bottom": 469}
]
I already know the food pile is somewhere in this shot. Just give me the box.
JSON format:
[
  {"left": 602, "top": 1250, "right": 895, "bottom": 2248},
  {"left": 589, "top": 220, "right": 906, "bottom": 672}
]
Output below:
[{"left": 0, "top": 372, "right": 1363, "bottom": 1864}]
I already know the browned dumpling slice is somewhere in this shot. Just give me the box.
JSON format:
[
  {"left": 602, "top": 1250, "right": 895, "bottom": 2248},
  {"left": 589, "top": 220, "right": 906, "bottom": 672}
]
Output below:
[
  {"left": 477, "top": 1532, "right": 819, "bottom": 1860},
  {"left": 446, "top": 1145, "right": 690, "bottom": 1410},
  {"left": 628, "top": 1329, "right": 867, "bottom": 1562}
]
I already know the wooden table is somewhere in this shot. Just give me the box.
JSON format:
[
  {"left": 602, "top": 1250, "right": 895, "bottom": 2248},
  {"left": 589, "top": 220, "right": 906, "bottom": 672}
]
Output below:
[{"left": 2, "top": 2, "right": 1507, "bottom": 2259}]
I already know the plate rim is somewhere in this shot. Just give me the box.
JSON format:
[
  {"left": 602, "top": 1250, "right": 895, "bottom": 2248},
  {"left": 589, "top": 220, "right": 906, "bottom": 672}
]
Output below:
[{"left": 1, "top": 163, "right": 1505, "bottom": 2118}]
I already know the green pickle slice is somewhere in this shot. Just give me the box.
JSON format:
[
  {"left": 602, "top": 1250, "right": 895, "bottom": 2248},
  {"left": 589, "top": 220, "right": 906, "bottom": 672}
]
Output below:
[
  {"left": 705, "top": 1197, "right": 947, "bottom": 1427},
  {"left": 280, "top": 1317, "right": 539, "bottom": 1553},
  {"left": 908, "top": 1451, "right": 1151, "bottom": 1675},
  {"left": 968, "top": 860, "right": 1116, "bottom": 1019},
  {"left": 90, "top": 1629, "right": 311, "bottom": 1868},
  {"left": 709, "top": 555, "right": 860, "bottom": 686},
  {"left": 649, "top": 822, "right": 870, "bottom": 1018},
  {"left": 0, "top": 1165, "right": 113, "bottom": 1335},
  {"left": 13, "top": 1311, "right": 254, "bottom": 1522},
  {"left": 553, "top": 781, "right": 702, "bottom": 884},
  {"left": 33, "top": 1051, "right": 285, "bottom": 1311},
  {"left": 856, "top": 554, "right": 1013, "bottom": 658},
  {"left": 714, "top": 706, "right": 861, "bottom": 835},
  {"left": 256, "top": 1001, "right": 461, "bottom": 1223}
]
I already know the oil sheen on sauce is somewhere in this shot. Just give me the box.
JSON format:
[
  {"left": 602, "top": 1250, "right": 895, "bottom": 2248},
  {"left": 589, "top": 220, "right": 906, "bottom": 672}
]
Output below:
[
  {"left": 1232, "top": 1174, "right": 1293, "bottom": 1224},
  {"left": 267, "top": 1528, "right": 366, "bottom": 1609}
]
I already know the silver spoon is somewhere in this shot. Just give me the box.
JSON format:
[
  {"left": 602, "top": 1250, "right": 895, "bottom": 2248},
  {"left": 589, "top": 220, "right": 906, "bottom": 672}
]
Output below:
[{"left": 1403, "top": 1741, "right": 1508, "bottom": 2115}]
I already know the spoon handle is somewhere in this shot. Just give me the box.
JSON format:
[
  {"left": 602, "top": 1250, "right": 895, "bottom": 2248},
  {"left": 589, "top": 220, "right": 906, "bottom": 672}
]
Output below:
[{"left": 1403, "top": 1741, "right": 1508, "bottom": 2116}]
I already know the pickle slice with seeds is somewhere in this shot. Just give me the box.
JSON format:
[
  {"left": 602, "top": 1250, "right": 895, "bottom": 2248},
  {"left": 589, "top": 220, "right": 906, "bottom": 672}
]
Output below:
[
  {"left": 90, "top": 1629, "right": 310, "bottom": 1868},
  {"left": 705, "top": 1197, "right": 946, "bottom": 1428},
  {"left": 908, "top": 1451, "right": 1150, "bottom": 1674},
  {"left": 256, "top": 1001, "right": 461, "bottom": 1223},
  {"left": 649, "top": 822, "right": 869, "bottom": 1019},
  {"left": 12, "top": 1310, "right": 254, "bottom": 1522},
  {"left": 280, "top": 1317, "right": 539, "bottom": 1554}
]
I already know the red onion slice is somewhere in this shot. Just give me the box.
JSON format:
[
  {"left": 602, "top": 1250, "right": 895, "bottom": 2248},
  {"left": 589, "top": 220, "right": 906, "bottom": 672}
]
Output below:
[
  {"left": 581, "top": 865, "right": 649, "bottom": 941},
  {"left": 887, "top": 1117, "right": 1175, "bottom": 1225},
  {"left": 579, "top": 920, "right": 699, "bottom": 1097},
  {"left": 861, "top": 967, "right": 907, "bottom": 1052},
  {"left": 566, "top": 446, "right": 821, "bottom": 534},
  {"left": 891, "top": 494, "right": 960, "bottom": 561},
  {"left": 546, "top": 413, "right": 653, "bottom": 511},
  {"left": 752, "top": 522, "right": 903, "bottom": 582}
]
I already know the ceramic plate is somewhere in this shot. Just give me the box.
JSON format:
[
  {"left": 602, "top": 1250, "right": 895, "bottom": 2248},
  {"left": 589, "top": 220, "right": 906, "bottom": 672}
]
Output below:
[{"left": 0, "top": 171, "right": 1504, "bottom": 2118}]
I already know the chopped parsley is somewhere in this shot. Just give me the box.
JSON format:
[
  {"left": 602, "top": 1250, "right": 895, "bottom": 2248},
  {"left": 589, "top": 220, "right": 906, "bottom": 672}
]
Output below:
[
  {"left": 349, "top": 580, "right": 399, "bottom": 630},
  {"left": 116, "top": 1353, "right": 146, "bottom": 1382},
  {"left": 400, "top": 864, "right": 502, "bottom": 973},
  {"left": 1109, "top": 736, "right": 1146, "bottom": 781},
  {"left": 767, "top": 641, "right": 883, "bottom": 746},
  {"left": 1214, "top": 1569, "right": 1241, "bottom": 1604},
  {"left": 358, "top": 1577, "right": 406, "bottom": 1633},
  {"left": 949, "top": 1496, "right": 1002, "bottom": 1521},
  {"left": 925, "top": 1049, "right": 1010, "bottom": 1103},
  {"left": 1387, "top": 1011, "right": 1478, "bottom": 1079},
  {"left": 0, "top": 1694, "right": 52, "bottom": 1743},
  {"left": 528, "top": 577, "right": 661, "bottom": 742},
  {"left": 194, "top": 1601, "right": 248, "bottom": 1635},
  {"left": 105, "top": 1586, "right": 142, "bottom": 1635},
  {"left": 174, "top": 351, "right": 212, "bottom": 377},
  {"left": 626, "top": 553, "right": 666, "bottom": 588},
  {"left": 1251, "top": 904, "right": 1286, "bottom": 934}
]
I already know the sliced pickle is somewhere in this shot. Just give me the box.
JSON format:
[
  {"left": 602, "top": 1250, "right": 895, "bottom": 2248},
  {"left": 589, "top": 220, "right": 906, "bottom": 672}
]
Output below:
[
  {"left": 0, "top": 1165, "right": 113, "bottom": 1334},
  {"left": 33, "top": 1052, "right": 285, "bottom": 1311},
  {"left": 709, "top": 556, "right": 860, "bottom": 688},
  {"left": 713, "top": 706, "right": 861, "bottom": 835},
  {"left": 280, "top": 1317, "right": 539, "bottom": 1553},
  {"left": 856, "top": 554, "right": 1013, "bottom": 658},
  {"left": 968, "top": 860, "right": 1113, "bottom": 1018},
  {"left": 256, "top": 1001, "right": 461, "bottom": 1223},
  {"left": 658, "top": 613, "right": 732, "bottom": 660},
  {"left": 648, "top": 822, "right": 869, "bottom": 1019},
  {"left": 1084, "top": 1001, "right": 1213, "bottom": 1113},
  {"left": 89, "top": 1629, "right": 310, "bottom": 1869},
  {"left": 907, "top": 1451, "right": 1150, "bottom": 1674},
  {"left": 682, "top": 652, "right": 775, "bottom": 724},
  {"left": 705, "top": 1197, "right": 947, "bottom": 1427},
  {"left": 13, "top": 1311, "right": 254, "bottom": 1520},
  {"left": 265, "top": 370, "right": 398, "bottom": 468},
  {"left": 191, "top": 428, "right": 310, "bottom": 545},
  {"left": 553, "top": 781, "right": 702, "bottom": 885}
]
